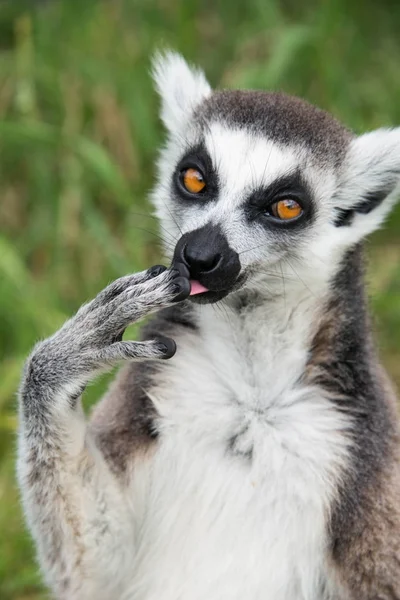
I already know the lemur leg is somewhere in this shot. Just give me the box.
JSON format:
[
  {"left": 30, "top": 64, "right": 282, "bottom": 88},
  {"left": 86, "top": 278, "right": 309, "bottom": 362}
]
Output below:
[{"left": 17, "top": 265, "right": 190, "bottom": 599}]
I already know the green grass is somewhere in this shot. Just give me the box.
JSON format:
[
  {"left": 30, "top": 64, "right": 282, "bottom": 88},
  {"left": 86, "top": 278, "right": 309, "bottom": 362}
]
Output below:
[{"left": 0, "top": 0, "right": 400, "bottom": 597}]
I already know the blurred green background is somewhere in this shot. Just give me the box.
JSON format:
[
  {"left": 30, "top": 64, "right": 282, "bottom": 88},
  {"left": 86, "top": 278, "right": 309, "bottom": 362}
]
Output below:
[{"left": 0, "top": 0, "right": 400, "bottom": 597}]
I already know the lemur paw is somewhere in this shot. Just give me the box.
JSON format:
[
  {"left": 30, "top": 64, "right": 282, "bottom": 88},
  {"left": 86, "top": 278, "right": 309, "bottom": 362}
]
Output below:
[{"left": 26, "top": 265, "right": 190, "bottom": 392}]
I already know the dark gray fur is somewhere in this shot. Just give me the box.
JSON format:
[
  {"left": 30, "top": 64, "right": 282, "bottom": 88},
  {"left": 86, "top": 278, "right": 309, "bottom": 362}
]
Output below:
[
  {"left": 308, "top": 245, "right": 391, "bottom": 531},
  {"left": 306, "top": 245, "right": 400, "bottom": 597},
  {"left": 199, "top": 90, "right": 353, "bottom": 165}
]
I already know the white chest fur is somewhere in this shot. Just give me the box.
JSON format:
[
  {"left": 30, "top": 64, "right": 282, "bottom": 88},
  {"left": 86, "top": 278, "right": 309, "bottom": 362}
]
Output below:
[{"left": 124, "top": 300, "right": 349, "bottom": 600}]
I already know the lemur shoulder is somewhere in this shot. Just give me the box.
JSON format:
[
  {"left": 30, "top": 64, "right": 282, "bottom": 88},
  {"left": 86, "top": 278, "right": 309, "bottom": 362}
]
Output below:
[{"left": 18, "top": 52, "right": 400, "bottom": 599}]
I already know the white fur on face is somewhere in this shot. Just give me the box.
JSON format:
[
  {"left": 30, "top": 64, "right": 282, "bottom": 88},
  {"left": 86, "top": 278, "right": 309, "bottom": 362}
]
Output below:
[
  {"left": 152, "top": 53, "right": 400, "bottom": 275},
  {"left": 152, "top": 115, "right": 400, "bottom": 299},
  {"left": 152, "top": 121, "right": 342, "bottom": 296}
]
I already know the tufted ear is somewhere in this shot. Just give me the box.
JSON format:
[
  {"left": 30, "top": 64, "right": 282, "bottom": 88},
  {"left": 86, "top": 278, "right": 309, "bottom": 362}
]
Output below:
[
  {"left": 152, "top": 51, "right": 211, "bottom": 134},
  {"left": 334, "top": 128, "right": 400, "bottom": 242}
]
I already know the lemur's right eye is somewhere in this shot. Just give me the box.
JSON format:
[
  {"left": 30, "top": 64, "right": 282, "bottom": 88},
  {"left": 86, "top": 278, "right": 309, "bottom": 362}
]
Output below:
[
  {"left": 180, "top": 168, "right": 206, "bottom": 194},
  {"left": 269, "top": 199, "right": 303, "bottom": 221}
]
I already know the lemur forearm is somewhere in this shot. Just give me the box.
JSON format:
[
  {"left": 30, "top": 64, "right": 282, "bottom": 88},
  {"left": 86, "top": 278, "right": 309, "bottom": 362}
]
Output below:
[
  {"left": 17, "top": 266, "right": 190, "bottom": 599},
  {"left": 17, "top": 347, "right": 137, "bottom": 598}
]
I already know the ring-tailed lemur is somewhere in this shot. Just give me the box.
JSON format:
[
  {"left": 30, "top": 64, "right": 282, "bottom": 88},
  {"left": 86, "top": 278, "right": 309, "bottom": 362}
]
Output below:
[{"left": 18, "top": 52, "right": 400, "bottom": 600}]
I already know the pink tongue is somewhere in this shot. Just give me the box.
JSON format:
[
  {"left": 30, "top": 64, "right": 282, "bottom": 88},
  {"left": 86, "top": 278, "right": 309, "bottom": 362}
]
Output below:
[{"left": 190, "top": 280, "right": 209, "bottom": 296}]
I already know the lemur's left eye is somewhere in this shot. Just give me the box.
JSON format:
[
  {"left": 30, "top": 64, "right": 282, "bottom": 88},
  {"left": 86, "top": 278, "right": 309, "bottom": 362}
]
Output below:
[
  {"left": 181, "top": 168, "right": 206, "bottom": 194},
  {"left": 269, "top": 199, "right": 303, "bottom": 220}
]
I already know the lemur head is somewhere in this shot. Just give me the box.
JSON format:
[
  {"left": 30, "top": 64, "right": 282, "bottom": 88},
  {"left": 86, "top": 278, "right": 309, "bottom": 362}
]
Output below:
[{"left": 151, "top": 52, "right": 400, "bottom": 304}]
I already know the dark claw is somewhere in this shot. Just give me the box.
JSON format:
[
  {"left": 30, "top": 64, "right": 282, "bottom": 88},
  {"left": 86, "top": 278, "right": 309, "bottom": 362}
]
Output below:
[
  {"left": 171, "top": 277, "right": 191, "bottom": 302},
  {"left": 148, "top": 264, "right": 168, "bottom": 278},
  {"left": 156, "top": 336, "right": 177, "bottom": 359},
  {"left": 170, "top": 263, "right": 190, "bottom": 280}
]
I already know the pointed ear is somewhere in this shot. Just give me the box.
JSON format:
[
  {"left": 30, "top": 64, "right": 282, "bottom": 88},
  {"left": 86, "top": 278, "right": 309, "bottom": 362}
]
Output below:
[
  {"left": 152, "top": 51, "right": 212, "bottom": 133},
  {"left": 334, "top": 128, "right": 400, "bottom": 241}
]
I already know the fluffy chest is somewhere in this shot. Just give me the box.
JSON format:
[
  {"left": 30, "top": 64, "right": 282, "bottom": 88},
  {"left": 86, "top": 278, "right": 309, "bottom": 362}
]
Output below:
[{"left": 126, "top": 325, "right": 348, "bottom": 600}]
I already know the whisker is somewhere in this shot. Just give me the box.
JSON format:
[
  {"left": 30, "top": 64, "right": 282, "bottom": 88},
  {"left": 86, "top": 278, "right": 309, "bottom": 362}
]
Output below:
[
  {"left": 250, "top": 269, "right": 298, "bottom": 283},
  {"left": 283, "top": 258, "right": 316, "bottom": 298},
  {"left": 302, "top": 247, "right": 327, "bottom": 267},
  {"left": 129, "top": 226, "right": 175, "bottom": 251},
  {"left": 280, "top": 261, "right": 287, "bottom": 312},
  {"left": 128, "top": 211, "right": 178, "bottom": 245},
  {"left": 133, "top": 219, "right": 178, "bottom": 246},
  {"left": 238, "top": 243, "right": 270, "bottom": 256},
  {"left": 261, "top": 143, "right": 274, "bottom": 185},
  {"left": 161, "top": 198, "right": 183, "bottom": 236}
]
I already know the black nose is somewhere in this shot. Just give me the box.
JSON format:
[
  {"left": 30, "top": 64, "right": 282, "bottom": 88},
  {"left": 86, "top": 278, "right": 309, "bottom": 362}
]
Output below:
[
  {"left": 172, "top": 224, "right": 241, "bottom": 292},
  {"left": 183, "top": 244, "right": 222, "bottom": 273}
]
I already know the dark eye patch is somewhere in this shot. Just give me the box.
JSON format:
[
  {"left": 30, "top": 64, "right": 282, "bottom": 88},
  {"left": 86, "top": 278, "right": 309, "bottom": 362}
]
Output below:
[
  {"left": 172, "top": 143, "right": 219, "bottom": 203},
  {"left": 245, "top": 169, "right": 314, "bottom": 230}
]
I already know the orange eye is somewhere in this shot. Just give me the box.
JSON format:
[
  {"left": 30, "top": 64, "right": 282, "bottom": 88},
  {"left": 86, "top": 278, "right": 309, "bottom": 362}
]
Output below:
[
  {"left": 181, "top": 168, "right": 206, "bottom": 194},
  {"left": 270, "top": 199, "right": 303, "bottom": 220}
]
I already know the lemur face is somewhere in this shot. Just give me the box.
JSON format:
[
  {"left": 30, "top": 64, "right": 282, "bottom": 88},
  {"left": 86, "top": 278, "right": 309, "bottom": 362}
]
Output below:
[{"left": 151, "top": 53, "right": 400, "bottom": 303}]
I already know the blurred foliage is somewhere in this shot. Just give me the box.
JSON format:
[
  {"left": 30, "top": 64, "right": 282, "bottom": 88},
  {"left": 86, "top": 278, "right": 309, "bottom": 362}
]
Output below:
[{"left": 0, "top": 0, "right": 399, "bottom": 597}]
